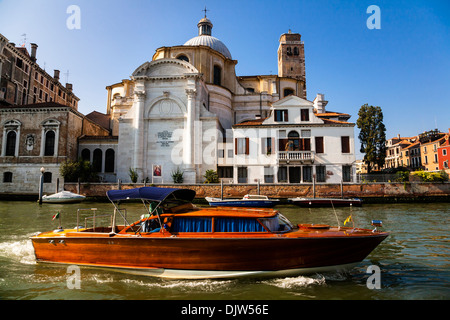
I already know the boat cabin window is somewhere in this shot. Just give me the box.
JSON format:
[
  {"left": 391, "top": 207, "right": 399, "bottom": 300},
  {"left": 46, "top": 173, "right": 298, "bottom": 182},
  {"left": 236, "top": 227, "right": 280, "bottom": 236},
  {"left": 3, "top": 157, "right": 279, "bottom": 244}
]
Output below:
[
  {"left": 170, "top": 216, "right": 269, "bottom": 233},
  {"left": 172, "top": 217, "right": 212, "bottom": 233},
  {"left": 214, "top": 217, "right": 266, "bottom": 233}
]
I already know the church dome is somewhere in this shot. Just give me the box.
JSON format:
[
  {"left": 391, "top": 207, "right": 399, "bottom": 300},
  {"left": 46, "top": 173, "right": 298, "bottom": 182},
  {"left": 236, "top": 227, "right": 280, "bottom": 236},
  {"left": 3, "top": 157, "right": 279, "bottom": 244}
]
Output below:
[
  {"left": 184, "top": 16, "right": 232, "bottom": 59},
  {"left": 184, "top": 36, "right": 232, "bottom": 59}
]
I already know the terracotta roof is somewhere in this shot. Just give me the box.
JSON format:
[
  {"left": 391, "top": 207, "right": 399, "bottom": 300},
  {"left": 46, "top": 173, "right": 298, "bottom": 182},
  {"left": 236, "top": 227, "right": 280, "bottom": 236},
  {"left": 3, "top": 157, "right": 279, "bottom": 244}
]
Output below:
[
  {"left": 233, "top": 118, "right": 266, "bottom": 126},
  {"left": 86, "top": 111, "right": 110, "bottom": 130},
  {"left": 320, "top": 118, "right": 353, "bottom": 125},
  {"left": 315, "top": 111, "right": 350, "bottom": 118}
]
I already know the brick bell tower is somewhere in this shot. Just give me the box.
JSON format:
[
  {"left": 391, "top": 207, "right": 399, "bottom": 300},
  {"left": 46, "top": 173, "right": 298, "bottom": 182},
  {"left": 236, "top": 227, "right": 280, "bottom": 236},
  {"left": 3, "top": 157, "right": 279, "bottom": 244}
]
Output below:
[{"left": 277, "top": 30, "right": 306, "bottom": 95}]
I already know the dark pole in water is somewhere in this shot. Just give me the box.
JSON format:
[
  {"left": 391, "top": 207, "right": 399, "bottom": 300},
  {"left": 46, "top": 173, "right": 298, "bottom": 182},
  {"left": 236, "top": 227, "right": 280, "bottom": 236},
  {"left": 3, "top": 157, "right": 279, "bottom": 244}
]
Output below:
[{"left": 38, "top": 167, "right": 45, "bottom": 204}]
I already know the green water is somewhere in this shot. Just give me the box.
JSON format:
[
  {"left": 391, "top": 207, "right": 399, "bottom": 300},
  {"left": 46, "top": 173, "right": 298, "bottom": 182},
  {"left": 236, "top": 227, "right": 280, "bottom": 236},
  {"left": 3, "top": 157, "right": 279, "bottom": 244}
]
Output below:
[{"left": 0, "top": 200, "right": 448, "bottom": 301}]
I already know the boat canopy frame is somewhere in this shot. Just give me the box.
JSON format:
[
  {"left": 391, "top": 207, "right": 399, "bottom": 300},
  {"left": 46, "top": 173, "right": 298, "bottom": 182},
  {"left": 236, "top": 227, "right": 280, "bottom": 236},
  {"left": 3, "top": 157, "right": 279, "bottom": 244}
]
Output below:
[{"left": 106, "top": 187, "right": 196, "bottom": 235}]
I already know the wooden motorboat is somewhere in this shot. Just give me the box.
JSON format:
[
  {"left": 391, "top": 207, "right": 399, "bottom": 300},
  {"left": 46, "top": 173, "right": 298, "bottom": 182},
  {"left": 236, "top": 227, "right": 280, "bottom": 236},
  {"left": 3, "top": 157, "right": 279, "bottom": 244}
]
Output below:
[
  {"left": 41, "top": 191, "right": 86, "bottom": 204},
  {"left": 205, "top": 194, "right": 280, "bottom": 208},
  {"left": 288, "top": 197, "right": 363, "bottom": 207},
  {"left": 31, "top": 187, "right": 387, "bottom": 279}
]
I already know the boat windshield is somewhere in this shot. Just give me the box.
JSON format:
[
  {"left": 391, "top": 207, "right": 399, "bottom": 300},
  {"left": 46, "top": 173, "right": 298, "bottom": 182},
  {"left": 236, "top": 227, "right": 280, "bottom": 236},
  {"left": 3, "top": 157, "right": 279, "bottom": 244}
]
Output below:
[{"left": 260, "top": 213, "right": 293, "bottom": 232}]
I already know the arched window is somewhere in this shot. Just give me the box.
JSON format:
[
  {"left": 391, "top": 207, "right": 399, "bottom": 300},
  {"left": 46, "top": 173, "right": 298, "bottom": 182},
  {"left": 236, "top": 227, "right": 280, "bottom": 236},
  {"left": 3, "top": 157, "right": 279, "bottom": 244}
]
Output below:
[
  {"left": 41, "top": 119, "right": 59, "bottom": 157},
  {"left": 105, "top": 149, "right": 115, "bottom": 173},
  {"left": 287, "top": 131, "right": 300, "bottom": 151},
  {"left": 2, "top": 120, "right": 21, "bottom": 157},
  {"left": 93, "top": 149, "right": 102, "bottom": 172},
  {"left": 5, "top": 131, "right": 16, "bottom": 156},
  {"left": 81, "top": 148, "right": 90, "bottom": 162},
  {"left": 213, "top": 65, "right": 221, "bottom": 86},
  {"left": 177, "top": 55, "right": 189, "bottom": 63},
  {"left": 293, "top": 47, "right": 299, "bottom": 55},
  {"left": 44, "top": 131, "right": 55, "bottom": 156}
]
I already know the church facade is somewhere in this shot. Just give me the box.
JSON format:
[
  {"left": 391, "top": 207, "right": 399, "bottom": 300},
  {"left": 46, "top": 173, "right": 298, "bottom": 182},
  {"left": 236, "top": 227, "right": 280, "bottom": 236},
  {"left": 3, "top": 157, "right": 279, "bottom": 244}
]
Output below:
[{"left": 100, "top": 16, "right": 355, "bottom": 184}]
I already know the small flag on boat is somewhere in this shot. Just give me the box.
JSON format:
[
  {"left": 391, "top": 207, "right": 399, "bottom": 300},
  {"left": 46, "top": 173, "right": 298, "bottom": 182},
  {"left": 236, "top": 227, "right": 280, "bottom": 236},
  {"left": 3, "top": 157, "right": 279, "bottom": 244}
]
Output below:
[
  {"left": 52, "top": 212, "right": 60, "bottom": 220},
  {"left": 344, "top": 215, "right": 352, "bottom": 226}
]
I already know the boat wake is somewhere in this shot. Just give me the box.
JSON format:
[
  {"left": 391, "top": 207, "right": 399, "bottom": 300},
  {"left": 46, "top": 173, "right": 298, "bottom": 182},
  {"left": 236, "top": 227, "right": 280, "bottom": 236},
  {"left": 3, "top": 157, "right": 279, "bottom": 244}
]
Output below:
[
  {"left": 0, "top": 236, "right": 36, "bottom": 265},
  {"left": 262, "top": 274, "right": 327, "bottom": 289}
]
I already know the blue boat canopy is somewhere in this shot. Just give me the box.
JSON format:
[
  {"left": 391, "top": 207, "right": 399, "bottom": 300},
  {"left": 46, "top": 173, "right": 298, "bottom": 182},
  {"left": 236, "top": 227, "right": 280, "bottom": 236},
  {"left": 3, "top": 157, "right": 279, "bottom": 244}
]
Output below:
[{"left": 107, "top": 187, "right": 196, "bottom": 203}]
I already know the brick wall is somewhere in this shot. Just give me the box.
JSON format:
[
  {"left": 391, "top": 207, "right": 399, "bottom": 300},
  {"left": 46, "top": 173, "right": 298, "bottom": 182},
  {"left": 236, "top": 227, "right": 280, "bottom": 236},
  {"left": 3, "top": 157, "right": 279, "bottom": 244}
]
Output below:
[{"left": 63, "top": 182, "right": 450, "bottom": 202}]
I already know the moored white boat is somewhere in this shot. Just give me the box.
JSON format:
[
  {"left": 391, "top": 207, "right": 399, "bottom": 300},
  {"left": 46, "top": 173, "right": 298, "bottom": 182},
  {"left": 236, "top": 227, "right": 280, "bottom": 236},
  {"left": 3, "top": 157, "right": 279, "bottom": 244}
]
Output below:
[
  {"left": 205, "top": 194, "right": 280, "bottom": 208},
  {"left": 42, "top": 191, "right": 86, "bottom": 204}
]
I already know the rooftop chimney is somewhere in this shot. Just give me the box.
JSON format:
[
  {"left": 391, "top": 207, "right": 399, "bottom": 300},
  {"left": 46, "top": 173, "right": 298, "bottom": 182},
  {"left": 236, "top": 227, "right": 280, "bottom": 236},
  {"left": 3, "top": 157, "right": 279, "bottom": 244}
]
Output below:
[
  {"left": 66, "top": 83, "right": 73, "bottom": 92},
  {"left": 54, "top": 70, "right": 60, "bottom": 81},
  {"left": 30, "top": 43, "right": 38, "bottom": 62},
  {"left": 313, "top": 93, "right": 328, "bottom": 113}
]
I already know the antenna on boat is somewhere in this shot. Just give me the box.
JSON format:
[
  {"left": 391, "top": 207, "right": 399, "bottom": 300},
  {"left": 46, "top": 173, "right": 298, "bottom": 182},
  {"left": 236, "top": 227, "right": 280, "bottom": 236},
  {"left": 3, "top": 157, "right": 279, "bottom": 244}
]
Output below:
[{"left": 330, "top": 200, "right": 341, "bottom": 229}]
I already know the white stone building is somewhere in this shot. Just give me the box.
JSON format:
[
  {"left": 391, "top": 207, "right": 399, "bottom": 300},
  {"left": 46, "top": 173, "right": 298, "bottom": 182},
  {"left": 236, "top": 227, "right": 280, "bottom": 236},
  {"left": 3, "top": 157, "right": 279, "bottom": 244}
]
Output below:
[
  {"left": 101, "top": 16, "right": 355, "bottom": 184},
  {"left": 226, "top": 94, "right": 356, "bottom": 184}
]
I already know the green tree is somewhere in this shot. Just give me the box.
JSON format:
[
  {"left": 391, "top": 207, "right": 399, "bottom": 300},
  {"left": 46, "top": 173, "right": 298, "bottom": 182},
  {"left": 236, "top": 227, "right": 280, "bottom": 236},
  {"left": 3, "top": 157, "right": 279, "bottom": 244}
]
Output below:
[
  {"left": 356, "top": 104, "right": 387, "bottom": 173},
  {"left": 60, "top": 159, "right": 99, "bottom": 182},
  {"left": 128, "top": 168, "right": 139, "bottom": 183},
  {"left": 203, "top": 169, "right": 219, "bottom": 183}
]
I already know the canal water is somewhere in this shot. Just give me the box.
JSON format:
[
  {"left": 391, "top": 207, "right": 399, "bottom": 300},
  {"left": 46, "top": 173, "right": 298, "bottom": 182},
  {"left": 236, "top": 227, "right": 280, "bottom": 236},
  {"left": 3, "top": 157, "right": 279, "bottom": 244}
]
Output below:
[{"left": 0, "top": 200, "right": 448, "bottom": 301}]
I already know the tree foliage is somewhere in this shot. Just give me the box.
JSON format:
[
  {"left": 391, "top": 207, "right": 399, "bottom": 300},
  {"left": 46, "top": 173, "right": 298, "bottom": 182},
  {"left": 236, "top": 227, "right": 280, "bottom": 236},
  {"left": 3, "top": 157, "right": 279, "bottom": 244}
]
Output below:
[
  {"left": 356, "top": 104, "right": 387, "bottom": 173},
  {"left": 60, "top": 159, "right": 99, "bottom": 182},
  {"left": 203, "top": 169, "right": 219, "bottom": 184}
]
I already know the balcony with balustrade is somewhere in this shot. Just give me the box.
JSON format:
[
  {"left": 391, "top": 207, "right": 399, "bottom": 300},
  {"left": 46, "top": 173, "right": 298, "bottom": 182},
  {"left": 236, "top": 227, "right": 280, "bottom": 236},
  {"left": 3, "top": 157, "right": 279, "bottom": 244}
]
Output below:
[{"left": 278, "top": 151, "right": 315, "bottom": 163}]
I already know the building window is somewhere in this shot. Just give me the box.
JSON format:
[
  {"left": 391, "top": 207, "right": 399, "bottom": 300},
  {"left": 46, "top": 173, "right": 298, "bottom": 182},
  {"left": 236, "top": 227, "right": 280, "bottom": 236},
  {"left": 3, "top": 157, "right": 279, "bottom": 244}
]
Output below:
[
  {"left": 44, "top": 131, "right": 55, "bottom": 156},
  {"left": 218, "top": 166, "right": 233, "bottom": 179},
  {"left": 286, "top": 47, "right": 292, "bottom": 55},
  {"left": 443, "top": 149, "right": 447, "bottom": 156},
  {"left": 300, "top": 109, "right": 309, "bottom": 121},
  {"left": 93, "top": 149, "right": 103, "bottom": 172},
  {"left": 303, "top": 166, "right": 312, "bottom": 182},
  {"left": 5, "top": 131, "right": 17, "bottom": 156},
  {"left": 105, "top": 149, "right": 115, "bottom": 173},
  {"left": 341, "top": 136, "right": 350, "bottom": 154},
  {"left": 3, "top": 172, "right": 13, "bottom": 183},
  {"left": 237, "top": 167, "right": 248, "bottom": 183},
  {"left": 316, "top": 165, "right": 326, "bottom": 182},
  {"left": 81, "top": 148, "right": 90, "bottom": 162},
  {"left": 315, "top": 137, "right": 324, "bottom": 154},
  {"left": 342, "top": 165, "right": 352, "bottom": 182},
  {"left": 41, "top": 120, "right": 59, "bottom": 157},
  {"left": 283, "top": 88, "right": 294, "bottom": 97},
  {"left": 261, "top": 137, "right": 274, "bottom": 155},
  {"left": 293, "top": 47, "right": 299, "bottom": 55},
  {"left": 289, "top": 167, "right": 301, "bottom": 183},
  {"left": 264, "top": 167, "right": 274, "bottom": 183},
  {"left": 277, "top": 166, "right": 288, "bottom": 183},
  {"left": 213, "top": 65, "right": 221, "bottom": 86},
  {"left": 177, "top": 55, "right": 189, "bottom": 63},
  {"left": 444, "top": 160, "right": 448, "bottom": 169},
  {"left": 287, "top": 131, "right": 300, "bottom": 151},
  {"left": 274, "top": 109, "right": 289, "bottom": 122},
  {"left": 235, "top": 138, "right": 249, "bottom": 155},
  {"left": 43, "top": 172, "right": 52, "bottom": 183}
]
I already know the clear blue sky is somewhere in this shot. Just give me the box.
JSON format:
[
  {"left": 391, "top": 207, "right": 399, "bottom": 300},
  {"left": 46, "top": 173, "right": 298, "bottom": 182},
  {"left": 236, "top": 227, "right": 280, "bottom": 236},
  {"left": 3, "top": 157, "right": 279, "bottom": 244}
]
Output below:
[{"left": 1, "top": 0, "right": 449, "bottom": 153}]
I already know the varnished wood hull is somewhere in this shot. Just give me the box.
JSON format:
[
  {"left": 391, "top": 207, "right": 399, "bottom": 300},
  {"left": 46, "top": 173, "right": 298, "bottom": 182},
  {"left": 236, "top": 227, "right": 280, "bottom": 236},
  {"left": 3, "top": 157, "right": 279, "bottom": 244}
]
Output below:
[{"left": 31, "top": 232, "right": 387, "bottom": 279}]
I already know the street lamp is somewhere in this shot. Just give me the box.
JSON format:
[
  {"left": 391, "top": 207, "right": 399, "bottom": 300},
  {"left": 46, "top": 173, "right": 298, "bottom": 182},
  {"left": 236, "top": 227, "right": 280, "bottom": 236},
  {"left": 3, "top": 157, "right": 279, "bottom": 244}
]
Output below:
[{"left": 38, "top": 167, "right": 45, "bottom": 204}]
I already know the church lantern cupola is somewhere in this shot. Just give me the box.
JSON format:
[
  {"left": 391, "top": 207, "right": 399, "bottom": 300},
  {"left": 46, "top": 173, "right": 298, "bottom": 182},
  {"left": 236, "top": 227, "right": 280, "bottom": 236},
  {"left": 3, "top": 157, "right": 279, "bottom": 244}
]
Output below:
[{"left": 198, "top": 17, "right": 213, "bottom": 36}]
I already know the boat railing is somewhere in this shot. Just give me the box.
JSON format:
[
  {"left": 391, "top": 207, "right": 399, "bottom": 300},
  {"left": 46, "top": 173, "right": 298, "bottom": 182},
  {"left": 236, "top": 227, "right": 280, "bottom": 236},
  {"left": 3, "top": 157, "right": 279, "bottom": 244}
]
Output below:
[{"left": 75, "top": 208, "right": 128, "bottom": 233}]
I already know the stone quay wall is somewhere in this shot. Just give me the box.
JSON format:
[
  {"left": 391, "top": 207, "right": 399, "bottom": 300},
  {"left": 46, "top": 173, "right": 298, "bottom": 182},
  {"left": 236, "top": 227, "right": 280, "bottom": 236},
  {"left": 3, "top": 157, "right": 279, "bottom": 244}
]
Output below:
[{"left": 63, "top": 182, "right": 450, "bottom": 203}]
